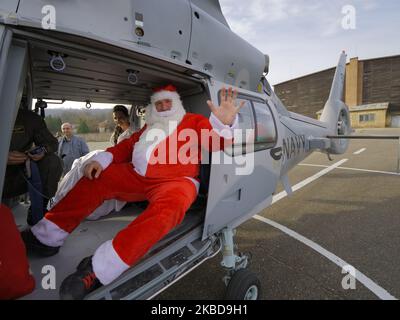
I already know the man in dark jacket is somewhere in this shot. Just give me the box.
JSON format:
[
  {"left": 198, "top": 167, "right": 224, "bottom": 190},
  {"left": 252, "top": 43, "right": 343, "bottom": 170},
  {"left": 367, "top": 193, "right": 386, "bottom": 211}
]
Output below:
[{"left": 2, "top": 107, "right": 63, "bottom": 224}]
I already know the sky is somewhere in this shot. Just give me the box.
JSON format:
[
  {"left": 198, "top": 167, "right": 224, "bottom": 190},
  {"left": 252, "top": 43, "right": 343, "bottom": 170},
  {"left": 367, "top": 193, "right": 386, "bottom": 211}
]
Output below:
[
  {"left": 44, "top": 0, "right": 399, "bottom": 109},
  {"left": 219, "top": 0, "right": 400, "bottom": 85}
]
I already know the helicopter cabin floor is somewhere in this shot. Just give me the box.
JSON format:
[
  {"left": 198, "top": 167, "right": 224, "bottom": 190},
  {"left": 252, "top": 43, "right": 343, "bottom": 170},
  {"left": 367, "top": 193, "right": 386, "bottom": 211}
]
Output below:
[{"left": 13, "top": 200, "right": 205, "bottom": 300}]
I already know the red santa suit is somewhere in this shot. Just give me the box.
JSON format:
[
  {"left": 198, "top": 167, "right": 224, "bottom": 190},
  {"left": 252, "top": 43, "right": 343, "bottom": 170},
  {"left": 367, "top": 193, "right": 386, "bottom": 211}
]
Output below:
[{"left": 31, "top": 85, "right": 238, "bottom": 285}]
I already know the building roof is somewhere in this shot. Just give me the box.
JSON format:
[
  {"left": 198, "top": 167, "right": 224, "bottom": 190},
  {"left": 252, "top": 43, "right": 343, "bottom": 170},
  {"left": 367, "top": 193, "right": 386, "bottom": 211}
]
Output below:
[
  {"left": 98, "top": 120, "right": 109, "bottom": 128},
  {"left": 275, "top": 54, "right": 400, "bottom": 87},
  {"left": 349, "top": 102, "right": 390, "bottom": 112},
  {"left": 316, "top": 102, "right": 390, "bottom": 115},
  {"left": 274, "top": 67, "right": 335, "bottom": 86}
]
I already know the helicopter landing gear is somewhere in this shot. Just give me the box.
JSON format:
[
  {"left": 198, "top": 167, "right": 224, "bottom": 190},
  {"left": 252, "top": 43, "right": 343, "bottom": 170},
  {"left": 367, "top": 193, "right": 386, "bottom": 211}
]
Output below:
[
  {"left": 219, "top": 227, "right": 262, "bottom": 300},
  {"left": 225, "top": 269, "right": 261, "bottom": 300}
]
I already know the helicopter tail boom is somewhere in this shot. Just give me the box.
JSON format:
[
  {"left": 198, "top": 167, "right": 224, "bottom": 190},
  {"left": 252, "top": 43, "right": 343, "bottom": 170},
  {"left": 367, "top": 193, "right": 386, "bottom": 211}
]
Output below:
[{"left": 319, "top": 52, "right": 351, "bottom": 154}]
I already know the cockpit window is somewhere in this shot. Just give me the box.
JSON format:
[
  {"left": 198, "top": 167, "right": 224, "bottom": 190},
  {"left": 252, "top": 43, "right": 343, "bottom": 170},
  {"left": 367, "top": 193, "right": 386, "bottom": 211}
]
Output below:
[
  {"left": 223, "top": 96, "right": 277, "bottom": 156},
  {"left": 252, "top": 102, "right": 277, "bottom": 151},
  {"left": 236, "top": 99, "right": 255, "bottom": 145}
]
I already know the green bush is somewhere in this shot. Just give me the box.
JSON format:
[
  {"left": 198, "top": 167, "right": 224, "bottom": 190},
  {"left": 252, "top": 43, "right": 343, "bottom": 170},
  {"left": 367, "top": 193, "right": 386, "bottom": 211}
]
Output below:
[{"left": 77, "top": 119, "right": 90, "bottom": 134}]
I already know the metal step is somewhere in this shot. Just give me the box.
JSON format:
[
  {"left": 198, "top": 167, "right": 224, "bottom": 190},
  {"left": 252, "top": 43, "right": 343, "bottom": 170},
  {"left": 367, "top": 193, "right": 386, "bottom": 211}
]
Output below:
[{"left": 86, "top": 226, "right": 220, "bottom": 300}]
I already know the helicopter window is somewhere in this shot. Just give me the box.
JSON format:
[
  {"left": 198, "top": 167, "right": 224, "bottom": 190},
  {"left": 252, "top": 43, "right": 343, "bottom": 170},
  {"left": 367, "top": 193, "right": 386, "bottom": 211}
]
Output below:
[
  {"left": 236, "top": 99, "right": 255, "bottom": 145},
  {"left": 252, "top": 102, "right": 277, "bottom": 151},
  {"left": 221, "top": 98, "right": 256, "bottom": 156}
]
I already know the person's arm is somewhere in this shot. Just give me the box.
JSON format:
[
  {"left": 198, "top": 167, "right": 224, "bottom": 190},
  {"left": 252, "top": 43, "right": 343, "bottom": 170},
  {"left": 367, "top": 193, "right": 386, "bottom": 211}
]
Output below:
[
  {"left": 80, "top": 138, "right": 90, "bottom": 156},
  {"left": 29, "top": 114, "right": 58, "bottom": 161},
  {"left": 105, "top": 126, "right": 145, "bottom": 162},
  {"left": 89, "top": 126, "right": 146, "bottom": 171},
  {"left": 33, "top": 116, "right": 59, "bottom": 154},
  {"left": 195, "top": 114, "right": 238, "bottom": 152},
  {"left": 57, "top": 138, "right": 62, "bottom": 157},
  {"left": 196, "top": 87, "right": 241, "bottom": 151}
]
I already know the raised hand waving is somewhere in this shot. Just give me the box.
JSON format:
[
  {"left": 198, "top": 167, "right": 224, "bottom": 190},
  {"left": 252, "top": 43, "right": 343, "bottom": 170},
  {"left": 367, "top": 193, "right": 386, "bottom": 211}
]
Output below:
[{"left": 207, "top": 87, "right": 244, "bottom": 126}]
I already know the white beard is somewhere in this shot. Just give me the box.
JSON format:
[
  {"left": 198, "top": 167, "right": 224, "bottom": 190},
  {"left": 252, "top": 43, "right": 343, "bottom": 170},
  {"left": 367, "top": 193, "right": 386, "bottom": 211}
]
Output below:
[
  {"left": 133, "top": 97, "right": 186, "bottom": 165},
  {"left": 142, "top": 96, "right": 186, "bottom": 137},
  {"left": 144, "top": 97, "right": 186, "bottom": 129}
]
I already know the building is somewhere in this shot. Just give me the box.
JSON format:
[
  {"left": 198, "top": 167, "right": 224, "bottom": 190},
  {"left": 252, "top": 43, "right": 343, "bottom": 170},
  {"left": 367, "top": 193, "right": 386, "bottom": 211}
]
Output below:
[
  {"left": 98, "top": 120, "right": 109, "bottom": 133},
  {"left": 316, "top": 102, "right": 393, "bottom": 128},
  {"left": 274, "top": 55, "right": 400, "bottom": 128}
]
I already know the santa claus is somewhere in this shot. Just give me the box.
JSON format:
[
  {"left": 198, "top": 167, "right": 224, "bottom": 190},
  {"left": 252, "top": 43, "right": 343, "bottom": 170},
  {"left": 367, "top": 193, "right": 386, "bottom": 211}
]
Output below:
[{"left": 21, "top": 84, "right": 243, "bottom": 299}]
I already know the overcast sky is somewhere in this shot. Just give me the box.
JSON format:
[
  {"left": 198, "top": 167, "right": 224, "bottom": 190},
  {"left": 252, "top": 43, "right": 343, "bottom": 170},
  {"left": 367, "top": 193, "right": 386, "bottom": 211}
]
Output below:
[{"left": 219, "top": 0, "right": 400, "bottom": 85}]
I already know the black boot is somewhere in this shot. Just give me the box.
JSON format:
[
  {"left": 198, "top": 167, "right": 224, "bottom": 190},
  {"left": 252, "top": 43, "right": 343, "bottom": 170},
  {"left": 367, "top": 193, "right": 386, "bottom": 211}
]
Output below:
[
  {"left": 20, "top": 228, "right": 60, "bottom": 257},
  {"left": 59, "top": 256, "right": 102, "bottom": 300}
]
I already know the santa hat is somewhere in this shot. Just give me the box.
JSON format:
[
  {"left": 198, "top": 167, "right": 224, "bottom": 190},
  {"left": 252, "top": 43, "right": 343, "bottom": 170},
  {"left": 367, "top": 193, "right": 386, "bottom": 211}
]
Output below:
[{"left": 150, "top": 84, "right": 181, "bottom": 105}]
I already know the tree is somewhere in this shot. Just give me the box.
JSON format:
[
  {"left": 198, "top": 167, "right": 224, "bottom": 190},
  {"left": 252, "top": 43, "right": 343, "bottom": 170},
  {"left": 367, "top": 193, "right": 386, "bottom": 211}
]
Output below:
[
  {"left": 77, "top": 119, "right": 90, "bottom": 134},
  {"left": 45, "top": 115, "right": 62, "bottom": 134}
]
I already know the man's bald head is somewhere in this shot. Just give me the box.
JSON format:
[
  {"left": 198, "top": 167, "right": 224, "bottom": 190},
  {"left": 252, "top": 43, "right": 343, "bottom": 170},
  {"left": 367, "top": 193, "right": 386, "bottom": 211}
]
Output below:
[
  {"left": 61, "top": 122, "right": 72, "bottom": 130},
  {"left": 61, "top": 122, "right": 73, "bottom": 138}
]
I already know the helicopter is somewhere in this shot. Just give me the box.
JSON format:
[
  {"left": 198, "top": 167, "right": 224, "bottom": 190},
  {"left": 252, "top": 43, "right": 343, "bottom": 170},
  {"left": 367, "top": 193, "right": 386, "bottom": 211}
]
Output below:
[{"left": 0, "top": 0, "right": 351, "bottom": 300}]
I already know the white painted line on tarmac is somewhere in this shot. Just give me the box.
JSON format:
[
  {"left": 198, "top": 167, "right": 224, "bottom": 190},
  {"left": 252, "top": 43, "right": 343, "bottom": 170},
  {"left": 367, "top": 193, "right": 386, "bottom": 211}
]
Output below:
[
  {"left": 253, "top": 214, "right": 397, "bottom": 300},
  {"left": 299, "top": 163, "right": 400, "bottom": 176},
  {"left": 299, "top": 163, "right": 343, "bottom": 169},
  {"left": 353, "top": 148, "right": 367, "bottom": 155},
  {"left": 256, "top": 159, "right": 397, "bottom": 299},
  {"left": 272, "top": 159, "right": 348, "bottom": 204}
]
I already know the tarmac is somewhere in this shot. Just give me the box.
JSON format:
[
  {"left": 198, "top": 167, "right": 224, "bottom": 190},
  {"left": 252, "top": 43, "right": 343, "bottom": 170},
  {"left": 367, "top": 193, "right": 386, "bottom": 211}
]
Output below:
[{"left": 153, "top": 128, "right": 400, "bottom": 300}]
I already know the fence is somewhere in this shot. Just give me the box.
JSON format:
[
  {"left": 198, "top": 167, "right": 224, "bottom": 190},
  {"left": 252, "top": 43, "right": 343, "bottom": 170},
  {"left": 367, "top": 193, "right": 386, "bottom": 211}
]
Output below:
[{"left": 76, "top": 132, "right": 111, "bottom": 142}]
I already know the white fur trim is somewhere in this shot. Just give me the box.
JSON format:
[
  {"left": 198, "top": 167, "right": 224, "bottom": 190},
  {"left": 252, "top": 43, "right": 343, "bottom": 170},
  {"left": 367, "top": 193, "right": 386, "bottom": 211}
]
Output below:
[
  {"left": 231, "top": 114, "right": 239, "bottom": 129},
  {"left": 92, "top": 240, "right": 130, "bottom": 285},
  {"left": 132, "top": 139, "right": 153, "bottom": 176},
  {"left": 31, "top": 218, "right": 69, "bottom": 247},
  {"left": 133, "top": 125, "right": 167, "bottom": 176},
  {"left": 209, "top": 113, "right": 239, "bottom": 139},
  {"left": 185, "top": 177, "right": 200, "bottom": 194},
  {"left": 151, "top": 91, "right": 180, "bottom": 104},
  {"left": 91, "top": 151, "right": 113, "bottom": 170},
  {"left": 48, "top": 150, "right": 106, "bottom": 211},
  {"left": 155, "top": 108, "right": 178, "bottom": 118}
]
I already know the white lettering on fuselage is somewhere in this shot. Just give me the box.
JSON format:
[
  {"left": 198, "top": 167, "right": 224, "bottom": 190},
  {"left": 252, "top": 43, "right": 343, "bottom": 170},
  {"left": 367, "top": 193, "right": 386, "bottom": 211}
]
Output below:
[{"left": 282, "top": 135, "right": 306, "bottom": 161}]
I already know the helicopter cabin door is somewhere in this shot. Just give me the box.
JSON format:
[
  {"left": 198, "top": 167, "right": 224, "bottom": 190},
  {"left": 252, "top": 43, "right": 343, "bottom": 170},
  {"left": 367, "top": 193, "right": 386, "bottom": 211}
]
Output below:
[{"left": 202, "top": 80, "right": 279, "bottom": 240}]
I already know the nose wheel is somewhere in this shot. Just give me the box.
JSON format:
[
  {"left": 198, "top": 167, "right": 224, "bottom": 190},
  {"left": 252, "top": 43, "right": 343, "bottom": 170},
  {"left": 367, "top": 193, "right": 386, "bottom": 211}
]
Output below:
[{"left": 224, "top": 269, "right": 262, "bottom": 300}]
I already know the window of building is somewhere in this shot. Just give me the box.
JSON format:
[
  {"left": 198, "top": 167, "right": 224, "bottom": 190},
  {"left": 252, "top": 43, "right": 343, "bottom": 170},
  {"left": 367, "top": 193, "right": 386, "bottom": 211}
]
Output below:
[{"left": 359, "top": 113, "right": 375, "bottom": 122}]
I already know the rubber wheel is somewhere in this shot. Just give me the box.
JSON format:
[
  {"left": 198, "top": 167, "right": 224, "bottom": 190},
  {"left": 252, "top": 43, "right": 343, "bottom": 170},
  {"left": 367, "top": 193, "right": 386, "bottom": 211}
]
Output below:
[{"left": 225, "top": 269, "right": 261, "bottom": 300}]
